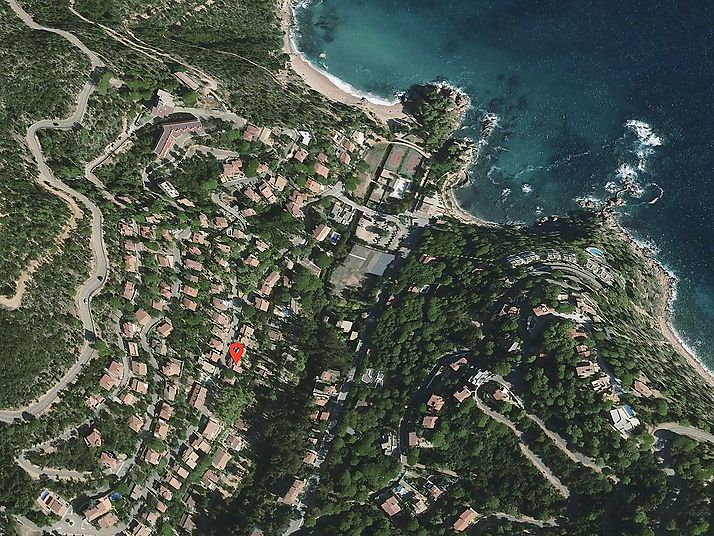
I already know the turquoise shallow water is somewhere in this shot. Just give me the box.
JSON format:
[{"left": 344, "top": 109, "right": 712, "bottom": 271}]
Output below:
[{"left": 293, "top": 0, "right": 714, "bottom": 366}]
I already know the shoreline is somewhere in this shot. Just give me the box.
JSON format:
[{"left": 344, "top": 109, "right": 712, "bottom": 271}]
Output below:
[
  {"left": 654, "top": 268, "right": 713, "bottom": 384},
  {"left": 277, "top": 0, "right": 711, "bottom": 390},
  {"left": 440, "top": 167, "right": 497, "bottom": 227},
  {"left": 279, "top": 0, "right": 406, "bottom": 125},
  {"left": 608, "top": 216, "right": 714, "bottom": 387}
]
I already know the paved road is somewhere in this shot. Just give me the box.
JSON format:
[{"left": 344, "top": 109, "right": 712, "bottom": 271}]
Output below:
[
  {"left": 532, "top": 262, "right": 604, "bottom": 292},
  {"left": 0, "top": 0, "right": 109, "bottom": 423},
  {"left": 16, "top": 418, "right": 95, "bottom": 481},
  {"left": 16, "top": 451, "right": 92, "bottom": 482},
  {"left": 210, "top": 192, "right": 247, "bottom": 230},
  {"left": 84, "top": 113, "right": 153, "bottom": 205},
  {"left": 8, "top": 0, "right": 103, "bottom": 66},
  {"left": 474, "top": 512, "right": 558, "bottom": 532},
  {"left": 173, "top": 106, "right": 247, "bottom": 128},
  {"left": 319, "top": 182, "right": 402, "bottom": 227},
  {"left": 66, "top": 0, "right": 229, "bottom": 109},
  {"left": 283, "top": 288, "right": 397, "bottom": 535},
  {"left": 390, "top": 138, "right": 431, "bottom": 158},
  {"left": 653, "top": 423, "right": 714, "bottom": 444},
  {"left": 472, "top": 383, "right": 570, "bottom": 498},
  {"left": 477, "top": 374, "right": 616, "bottom": 480},
  {"left": 526, "top": 411, "right": 607, "bottom": 475}
]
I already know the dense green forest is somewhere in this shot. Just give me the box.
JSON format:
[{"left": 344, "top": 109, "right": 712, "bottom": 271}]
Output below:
[
  {"left": 0, "top": 218, "right": 89, "bottom": 407},
  {"left": 2, "top": 0, "right": 714, "bottom": 534},
  {"left": 0, "top": 3, "right": 88, "bottom": 293},
  {"left": 292, "top": 219, "right": 714, "bottom": 535}
]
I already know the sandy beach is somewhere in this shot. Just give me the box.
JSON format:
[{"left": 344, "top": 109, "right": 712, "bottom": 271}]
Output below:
[
  {"left": 610, "top": 218, "right": 714, "bottom": 388},
  {"left": 277, "top": 0, "right": 712, "bottom": 392},
  {"left": 652, "top": 260, "right": 714, "bottom": 388},
  {"left": 440, "top": 169, "right": 495, "bottom": 227},
  {"left": 279, "top": 0, "right": 406, "bottom": 125}
]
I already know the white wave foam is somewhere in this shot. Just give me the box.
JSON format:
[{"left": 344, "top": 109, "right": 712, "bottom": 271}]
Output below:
[
  {"left": 648, "top": 183, "right": 664, "bottom": 205},
  {"left": 501, "top": 188, "right": 511, "bottom": 198},
  {"left": 629, "top": 179, "right": 645, "bottom": 198},
  {"left": 293, "top": 0, "right": 319, "bottom": 10},
  {"left": 625, "top": 230, "right": 661, "bottom": 257},
  {"left": 486, "top": 166, "right": 502, "bottom": 183},
  {"left": 620, "top": 225, "right": 708, "bottom": 367},
  {"left": 308, "top": 60, "right": 401, "bottom": 106},
  {"left": 574, "top": 195, "right": 604, "bottom": 209},
  {"left": 626, "top": 119, "right": 663, "bottom": 147},
  {"left": 616, "top": 163, "right": 638, "bottom": 180},
  {"left": 515, "top": 165, "right": 536, "bottom": 179},
  {"left": 288, "top": 15, "right": 400, "bottom": 107},
  {"left": 521, "top": 183, "right": 532, "bottom": 194},
  {"left": 663, "top": 277, "right": 706, "bottom": 362},
  {"left": 604, "top": 181, "right": 620, "bottom": 194}
]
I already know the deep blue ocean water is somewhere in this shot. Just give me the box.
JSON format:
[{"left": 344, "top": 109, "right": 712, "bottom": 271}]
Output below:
[{"left": 293, "top": 0, "right": 713, "bottom": 366}]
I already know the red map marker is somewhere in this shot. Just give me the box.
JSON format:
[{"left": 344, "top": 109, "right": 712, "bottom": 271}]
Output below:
[{"left": 228, "top": 342, "right": 245, "bottom": 364}]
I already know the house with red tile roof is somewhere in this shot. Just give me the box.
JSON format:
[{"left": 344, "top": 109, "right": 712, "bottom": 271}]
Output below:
[
  {"left": 255, "top": 297, "right": 270, "bottom": 312},
  {"left": 453, "top": 386, "right": 472, "bottom": 403},
  {"left": 312, "top": 223, "right": 331, "bottom": 242},
  {"left": 122, "top": 281, "right": 136, "bottom": 301},
  {"left": 85, "top": 428, "right": 102, "bottom": 448},
  {"left": 135, "top": 309, "right": 151, "bottom": 326},
  {"left": 99, "top": 374, "right": 117, "bottom": 391},
  {"left": 36, "top": 489, "right": 70, "bottom": 517},
  {"left": 84, "top": 496, "right": 112, "bottom": 522},
  {"left": 423, "top": 416, "right": 438, "bottom": 429},
  {"left": 280, "top": 479, "right": 306, "bottom": 506},
  {"left": 130, "top": 378, "right": 149, "bottom": 395},
  {"left": 269, "top": 174, "right": 287, "bottom": 191},
  {"left": 314, "top": 162, "right": 329, "bottom": 178},
  {"left": 156, "top": 319, "right": 173, "bottom": 338},
  {"left": 381, "top": 495, "right": 401, "bottom": 517},
  {"left": 212, "top": 449, "right": 232, "bottom": 470},
  {"left": 184, "top": 259, "right": 204, "bottom": 272},
  {"left": 305, "top": 178, "right": 322, "bottom": 194},
  {"left": 107, "top": 361, "right": 124, "bottom": 379},
  {"left": 427, "top": 394, "right": 445, "bottom": 412},
  {"left": 243, "top": 124, "right": 261, "bottom": 142},
  {"left": 293, "top": 148, "right": 308, "bottom": 162},
  {"left": 453, "top": 508, "right": 478, "bottom": 532},
  {"left": 128, "top": 415, "right": 144, "bottom": 432}
]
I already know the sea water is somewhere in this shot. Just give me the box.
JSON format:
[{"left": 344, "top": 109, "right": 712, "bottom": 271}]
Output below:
[{"left": 293, "top": 0, "right": 714, "bottom": 366}]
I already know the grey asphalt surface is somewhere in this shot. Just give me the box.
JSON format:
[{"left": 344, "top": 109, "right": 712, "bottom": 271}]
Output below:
[
  {"left": 654, "top": 423, "right": 714, "bottom": 444},
  {"left": 0, "top": 0, "right": 109, "bottom": 423}
]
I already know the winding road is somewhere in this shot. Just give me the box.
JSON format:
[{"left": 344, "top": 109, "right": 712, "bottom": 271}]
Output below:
[
  {"left": 471, "top": 382, "right": 571, "bottom": 498},
  {"left": 653, "top": 423, "right": 714, "bottom": 444},
  {"left": 0, "top": 0, "right": 109, "bottom": 423},
  {"left": 17, "top": 450, "right": 92, "bottom": 482}
]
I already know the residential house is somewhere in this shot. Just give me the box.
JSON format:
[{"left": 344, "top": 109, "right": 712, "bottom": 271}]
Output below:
[
  {"left": 280, "top": 479, "right": 306, "bottom": 507},
  {"left": 212, "top": 449, "right": 232, "bottom": 470},
  {"left": 453, "top": 508, "right": 478, "bottom": 532},
  {"left": 312, "top": 223, "right": 332, "bottom": 242},
  {"left": 381, "top": 495, "right": 401, "bottom": 517},
  {"left": 36, "top": 489, "right": 70, "bottom": 517},
  {"left": 85, "top": 428, "right": 102, "bottom": 448},
  {"left": 422, "top": 416, "right": 438, "bottom": 429},
  {"left": 427, "top": 395, "right": 445, "bottom": 412},
  {"left": 84, "top": 496, "right": 112, "bottom": 522}
]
